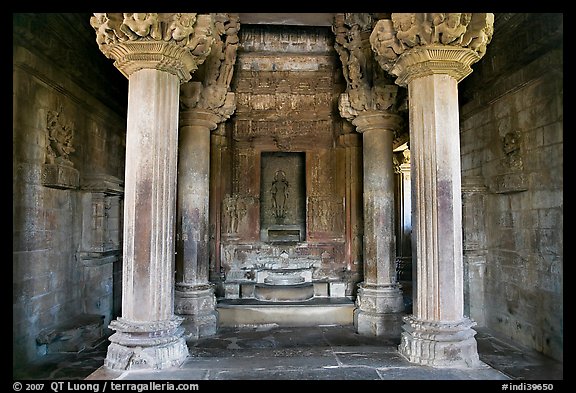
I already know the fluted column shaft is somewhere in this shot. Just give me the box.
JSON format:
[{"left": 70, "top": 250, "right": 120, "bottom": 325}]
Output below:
[
  {"left": 90, "top": 12, "right": 216, "bottom": 371},
  {"left": 394, "top": 46, "right": 484, "bottom": 368},
  {"left": 370, "top": 13, "right": 494, "bottom": 367},
  {"left": 353, "top": 112, "right": 404, "bottom": 336}
]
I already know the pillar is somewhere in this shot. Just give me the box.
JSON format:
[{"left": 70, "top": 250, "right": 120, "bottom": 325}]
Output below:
[
  {"left": 173, "top": 13, "right": 239, "bottom": 340},
  {"left": 90, "top": 12, "right": 215, "bottom": 370},
  {"left": 370, "top": 12, "right": 495, "bottom": 367},
  {"left": 174, "top": 109, "right": 220, "bottom": 340},
  {"left": 353, "top": 112, "right": 405, "bottom": 336}
]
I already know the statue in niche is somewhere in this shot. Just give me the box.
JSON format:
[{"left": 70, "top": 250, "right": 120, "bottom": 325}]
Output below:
[{"left": 270, "top": 170, "right": 289, "bottom": 222}]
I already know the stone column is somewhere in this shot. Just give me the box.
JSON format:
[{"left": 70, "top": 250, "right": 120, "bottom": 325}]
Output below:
[
  {"left": 174, "top": 13, "right": 239, "bottom": 341},
  {"left": 90, "top": 13, "right": 215, "bottom": 370},
  {"left": 334, "top": 13, "right": 406, "bottom": 336},
  {"left": 353, "top": 112, "right": 405, "bottom": 336},
  {"left": 371, "top": 13, "right": 494, "bottom": 367},
  {"left": 393, "top": 149, "right": 412, "bottom": 285},
  {"left": 174, "top": 108, "right": 219, "bottom": 341}
]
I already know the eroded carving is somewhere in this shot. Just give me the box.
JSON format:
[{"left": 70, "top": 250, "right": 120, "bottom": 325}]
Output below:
[
  {"left": 46, "top": 106, "right": 75, "bottom": 167},
  {"left": 333, "top": 13, "right": 405, "bottom": 121},
  {"left": 179, "top": 13, "right": 239, "bottom": 121}
]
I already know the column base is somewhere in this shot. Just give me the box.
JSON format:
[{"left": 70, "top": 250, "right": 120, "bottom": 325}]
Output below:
[
  {"left": 175, "top": 283, "right": 218, "bottom": 341},
  {"left": 398, "top": 315, "right": 481, "bottom": 368},
  {"left": 354, "top": 283, "right": 405, "bottom": 337},
  {"left": 105, "top": 316, "right": 188, "bottom": 370}
]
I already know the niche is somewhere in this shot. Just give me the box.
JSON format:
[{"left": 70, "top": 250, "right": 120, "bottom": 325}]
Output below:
[{"left": 260, "top": 152, "right": 306, "bottom": 243}]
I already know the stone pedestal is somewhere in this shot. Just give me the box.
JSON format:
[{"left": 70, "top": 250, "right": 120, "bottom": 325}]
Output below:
[
  {"left": 174, "top": 283, "right": 218, "bottom": 340},
  {"left": 353, "top": 112, "right": 405, "bottom": 337}
]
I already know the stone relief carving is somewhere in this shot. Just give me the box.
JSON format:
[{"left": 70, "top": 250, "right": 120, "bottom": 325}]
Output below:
[
  {"left": 46, "top": 107, "right": 75, "bottom": 167},
  {"left": 333, "top": 13, "right": 406, "bottom": 122},
  {"left": 370, "top": 13, "right": 494, "bottom": 73},
  {"left": 223, "top": 194, "right": 249, "bottom": 234},
  {"left": 179, "top": 13, "right": 239, "bottom": 121},
  {"left": 90, "top": 13, "right": 216, "bottom": 80},
  {"left": 271, "top": 170, "right": 290, "bottom": 221},
  {"left": 502, "top": 131, "right": 523, "bottom": 171},
  {"left": 91, "top": 13, "right": 212, "bottom": 52}
]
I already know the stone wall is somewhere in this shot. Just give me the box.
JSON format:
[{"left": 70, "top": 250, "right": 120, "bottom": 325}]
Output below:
[
  {"left": 459, "top": 13, "right": 563, "bottom": 362},
  {"left": 13, "top": 14, "right": 127, "bottom": 367}
]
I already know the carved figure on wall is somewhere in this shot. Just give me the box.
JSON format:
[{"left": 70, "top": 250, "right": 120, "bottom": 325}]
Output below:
[
  {"left": 46, "top": 108, "right": 75, "bottom": 167},
  {"left": 271, "top": 170, "right": 289, "bottom": 221},
  {"left": 223, "top": 194, "right": 247, "bottom": 234},
  {"left": 502, "top": 131, "right": 523, "bottom": 170}
]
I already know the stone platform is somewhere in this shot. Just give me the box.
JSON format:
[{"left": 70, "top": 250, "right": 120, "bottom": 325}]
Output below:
[{"left": 217, "top": 298, "right": 354, "bottom": 327}]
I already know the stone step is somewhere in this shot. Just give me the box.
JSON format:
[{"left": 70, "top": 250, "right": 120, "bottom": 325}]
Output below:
[
  {"left": 217, "top": 298, "right": 354, "bottom": 327},
  {"left": 36, "top": 313, "right": 105, "bottom": 353}
]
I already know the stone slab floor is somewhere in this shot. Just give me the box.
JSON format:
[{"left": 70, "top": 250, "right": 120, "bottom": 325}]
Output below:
[{"left": 13, "top": 325, "right": 563, "bottom": 382}]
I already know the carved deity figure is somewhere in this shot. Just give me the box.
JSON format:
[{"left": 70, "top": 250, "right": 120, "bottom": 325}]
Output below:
[
  {"left": 502, "top": 131, "right": 523, "bottom": 170},
  {"left": 120, "top": 13, "right": 162, "bottom": 40},
  {"left": 461, "top": 13, "right": 494, "bottom": 57},
  {"left": 219, "top": 14, "right": 240, "bottom": 88},
  {"left": 46, "top": 109, "right": 75, "bottom": 167},
  {"left": 433, "top": 13, "right": 471, "bottom": 45},
  {"left": 90, "top": 13, "right": 128, "bottom": 47},
  {"left": 165, "top": 13, "right": 197, "bottom": 44},
  {"left": 393, "top": 13, "right": 423, "bottom": 48},
  {"left": 370, "top": 19, "right": 404, "bottom": 67},
  {"left": 271, "top": 170, "right": 289, "bottom": 221}
]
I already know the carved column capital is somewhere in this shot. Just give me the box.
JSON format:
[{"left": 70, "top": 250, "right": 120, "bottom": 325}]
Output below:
[
  {"left": 180, "top": 108, "right": 221, "bottom": 131},
  {"left": 352, "top": 111, "right": 403, "bottom": 134},
  {"left": 370, "top": 13, "right": 494, "bottom": 86},
  {"left": 393, "top": 149, "right": 411, "bottom": 174},
  {"left": 90, "top": 13, "right": 216, "bottom": 82},
  {"left": 180, "top": 80, "right": 236, "bottom": 123}
]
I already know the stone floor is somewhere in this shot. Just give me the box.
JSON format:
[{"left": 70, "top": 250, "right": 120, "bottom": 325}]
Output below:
[{"left": 13, "top": 324, "right": 563, "bottom": 382}]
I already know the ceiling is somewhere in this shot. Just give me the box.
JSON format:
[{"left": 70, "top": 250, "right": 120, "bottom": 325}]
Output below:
[{"left": 237, "top": 13, "right": 336, "bottom": 26}]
